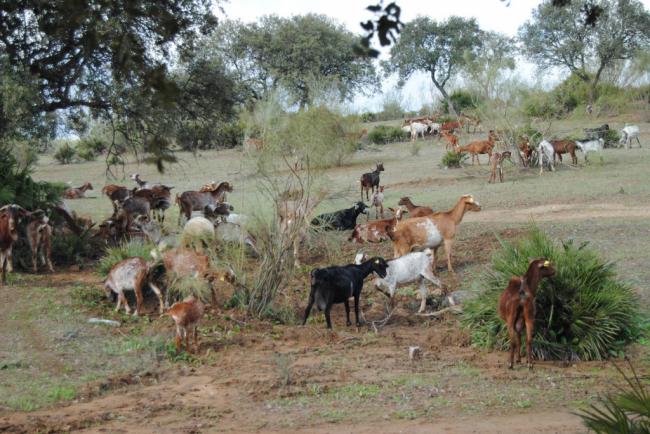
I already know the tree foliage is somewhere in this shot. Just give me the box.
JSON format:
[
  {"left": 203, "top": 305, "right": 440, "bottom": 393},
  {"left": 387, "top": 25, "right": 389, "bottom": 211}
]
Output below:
[
  {"left": 519, "top": 0, "right": 650, "bottom": 102},
  {"left": 383, "top": 16, "right": 482, "bottom": 115},
  {"left": 211, "top": 15, "right": 379, "bottom": 109}
]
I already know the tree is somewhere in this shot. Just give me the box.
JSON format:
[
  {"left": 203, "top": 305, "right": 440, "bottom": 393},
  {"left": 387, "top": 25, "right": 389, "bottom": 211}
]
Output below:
[
  {"left": 383, "top": 16, "right": 482, "bottom": 115},
  {"left": 463, "top": 32, "right": 516, "bottom": 100},
  {"left": 210, "top": 15, "right": 379, "bottom": 109},
  {"left": 519, "top": 0, "right": 650, "bottom": 103}
]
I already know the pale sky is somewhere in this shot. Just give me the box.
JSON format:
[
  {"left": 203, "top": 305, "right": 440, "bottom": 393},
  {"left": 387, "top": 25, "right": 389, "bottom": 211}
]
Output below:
[{"left": 219, "top": 0, "right": 650, "bottom": 112}]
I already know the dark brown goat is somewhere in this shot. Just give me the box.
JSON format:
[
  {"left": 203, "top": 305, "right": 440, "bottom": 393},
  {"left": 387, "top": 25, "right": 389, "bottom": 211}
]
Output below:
[
  {"left": 397, "top": 197, "right": 434, "bottom": 218},
  {"left": 550, "top": 140, "right": 578, "bottom": 165},
  {"left": 0, "top": 204, "right": 30, "bottom": 283},
  {"left": 133, "top": 185, "right": 174, "bottom": 223},
  {"left": 360, "top": 163, "right": 384, "bottom": 201},
  {"left": 177, "top": 182, "right": 233, "bottom": 225},
  {"left": 498, "top": 258, "right": 555, "bottom": 369}
]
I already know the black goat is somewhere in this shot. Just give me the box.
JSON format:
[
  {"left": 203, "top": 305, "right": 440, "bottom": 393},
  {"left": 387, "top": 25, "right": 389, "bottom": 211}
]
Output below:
[
  {"left": 203, "top": 202, "right": 233, "bottom": 223},
  {"left": 360, "top": 163, "right": 384, "bottom": 201},
  {"left": 311, "top": 202, "right": 368, "bottom": 230},
  {"left": 303, "top": 256, "right": 388, "bottom": 329}
]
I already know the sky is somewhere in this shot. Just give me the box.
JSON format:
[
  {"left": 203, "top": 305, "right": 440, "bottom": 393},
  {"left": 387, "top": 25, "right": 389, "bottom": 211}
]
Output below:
[{"left": 218, "top": 0, "right": 650, "bottom": 112}]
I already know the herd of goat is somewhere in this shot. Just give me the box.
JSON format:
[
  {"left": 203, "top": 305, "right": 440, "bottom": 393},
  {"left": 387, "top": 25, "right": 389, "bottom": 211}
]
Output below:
[{"left": 0, "top": 117, "right": 643, "bottom": 365}]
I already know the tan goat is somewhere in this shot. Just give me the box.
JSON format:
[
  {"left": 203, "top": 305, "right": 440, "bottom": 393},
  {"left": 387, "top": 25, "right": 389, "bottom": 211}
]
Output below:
[
  {"left": 165, "top": 297, "right": 205, "bottom": 354},
  {"left": 388, "top": 195, "right": 481, "bottom": 273}
]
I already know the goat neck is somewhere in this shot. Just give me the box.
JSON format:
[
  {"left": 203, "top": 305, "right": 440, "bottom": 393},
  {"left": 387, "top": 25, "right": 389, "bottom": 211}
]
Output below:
[
  {"left": 358, "top": 258, "right": 380, "bottom": 279},
  {"left": 522, "top": 261, "right": 545, "bottom": 297},
  {"left": 447, "top": 197, "right": 470, "bottom": 225}
]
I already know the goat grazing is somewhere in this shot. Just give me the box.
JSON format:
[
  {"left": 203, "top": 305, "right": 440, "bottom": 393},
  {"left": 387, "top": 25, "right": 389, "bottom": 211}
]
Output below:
[
  {"left": 355, "top": 249, "right": 442, "bottom": 313},
  {"left": 26, "top": 210, "right": 54, "bottom": 273},
  {"left": 388, "top": 195, "right": 481, "bottom": 273},
  {"left": 0, "top": 204, "right": 30, "bottom": 283},
  {"left": 575, "top": 138, "right": 604, "bottom": 163},
  {"left": 455, "top": 131, "right": 495, "bottom": 165},
  {"left": 181, "top": 216, "right": 215, "bottom": 250},
  {"left": 370, "top": 186, "right": 385, "bottom": 219},
  {"left": 302, "top": 256, "right": 388, "bottom": 329},
  {"left": 620, "top": 125, "right": 641, "bottom": 149},
  {"left": 360, "top": 163, "right": 384, "bottom": 201},
  {"left": 177, "top": 182, "right": 233, "bottom": 225},
  {"left": 63, "top": 182, "right": 93, "bottom": 199},
  {"left": 311, "top": 202, "right": 369, "bottom": 231},
  {"left": 498, "top": 258, "right": 555, "bottom": 369},
  {"left": 397, "top": 197, "right": 434, "bottom": 218},
  {"left": 488, "top": 151, "right": 512, "bottom": 184},
  {"left": 538, "top": 140, "right": 555, "bottom": 175},
  {"left": 103, "top": 257, "right": 164, "bottom": 315},
  {"left": 348, "top": 207, "right": 405, "bottom": 244},
  {"left": 165, "top": 297, "right": 205, "bottom": 354}
]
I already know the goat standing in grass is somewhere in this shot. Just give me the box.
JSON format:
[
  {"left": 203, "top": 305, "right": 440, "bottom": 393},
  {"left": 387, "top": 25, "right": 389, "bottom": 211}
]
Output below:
[
  {"left": 575, "top": 138, "right": 604, "bottom": 163},
  {"left": 498, "top": 258, "right": 555, "bottom": 369},
  {"left": 303, "top": 256, "right": 388, "bottom": 329},
  {"left": 360, "top": 163, "right": 384, "bottom": 201},
  {"left": 488, "top": 151, "right": 512, "bottom": 184},
  {"left": 165, "top": 297, "right": 205, "bottom": 354},
  {"left": 370, "top": 186, "right": 385, "bottom": 219}
]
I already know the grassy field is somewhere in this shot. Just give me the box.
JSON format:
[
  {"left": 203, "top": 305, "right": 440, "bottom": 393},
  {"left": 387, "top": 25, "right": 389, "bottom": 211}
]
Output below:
[{"left": 1, "top": 113, "right": 648, "bottom": 432}]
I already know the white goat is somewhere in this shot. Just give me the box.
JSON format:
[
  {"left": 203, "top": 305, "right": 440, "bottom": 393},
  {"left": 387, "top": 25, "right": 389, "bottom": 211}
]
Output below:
[
  {"left": 181, "top": 216, "right": 214, "bottom": 250},
  {"left": 538, "top": 140, "right": 555, "bottom": 175},
  {"left": 427, "top": 122, "right": 441, "bottom": 136},
  {"left": 575, "top": 138, "right": 604, "bottom": 163},
  {"left": 355, "top": 249, "right": 442, "bottom": 313},
  {"left": 620, "top": 125, "right": 641, "bottom": 150},
  {"left": 410, "top": 122, "right": 427, "bottom": 141}
]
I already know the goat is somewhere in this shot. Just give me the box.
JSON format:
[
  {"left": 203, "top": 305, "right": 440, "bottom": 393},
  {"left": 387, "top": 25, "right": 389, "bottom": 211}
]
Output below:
[
  {"left": 102, "top": 184, "right": 131, "bottom": 204},
  {"left": 177, "top": 182, "right": 233, "bottom": 225},
  {"left": 26, "top": 210, "right": 54, "bottom": 273},
  {"left": 355, "top": 249, "right": 443, "bottom": 313},
  {"left": 103, "top": 257, "right": 164, "bottom": 315},
  {"left": 370, "top": 186, "right": 385, "bottom": 219},
  {"left": 311, "top": 202, "right": 369, "bottom": 231},
  {"left": 620, "top": 125, "right": 641, "bottom": 149},
  {"left": 181, "top": 216, "right": 215, "bottom": 250},
  {"left": 130, "top": 173, "right": 151, "bottom": 189},
  {"left": 215, "top": 222, "right": 258, "bottom": 255},
  {"left": 440, "top": 131, "right": 459, "bottom": 150},
  {"left": 550, "top": 140, "right": 578, "bottom": 165},
  {"left": 277, "top": 192, "right": 323, "bottom": 267},
  {"left": 203, "top": 202, "right": 233, "bottom": 224},
  {"left": 0, "top": 204, "right": 30, "bottom": 283},
  {"left": 114, "top": 196, "right": 151, "bottom": 236},
  {"left": 348, "top": 207, "right": 405, "bottom": 244},
  {"left": 455, "top": 131, "right": 495, "bottom": 165},
  {"left": 302, "top": 256, "right": 389, "bottom": 329},
  {"left": 488, "top": 151, "right": 512, "bottom": 184},
  {"left": 498, "top": 258, "right": 555, "bottom": 369},
  {"left": 441, "top": 120, "right": 463, "bottom": 133},
  {"left": 397, "top": 197, "right": 433, "bottom": 218},
  {"left": 517, "top": 137, "right": 534, "bottom": 167},
  {"left": 410, "top": 122, "right": 427, "bottom": 141},
  {"left": 538, "top": 140, "right": 555, "bottom": 175},
  {"left": 575, "top": 138, "right": 604, "bottom": 163},
  {"left": 165, "top": 297, "right": 205, "bottom": 354},
  {"left": 360, "top": 163, "right": 384, "bottom": 201},
  {"left": 388, "top": 195, "right": 481, "bottom": 273},
  {"left": 426, "top": 122, "right": 441, "bottom": 136},
  {"left": 63, "top": 182, "right": 93, "bottom": 199}
]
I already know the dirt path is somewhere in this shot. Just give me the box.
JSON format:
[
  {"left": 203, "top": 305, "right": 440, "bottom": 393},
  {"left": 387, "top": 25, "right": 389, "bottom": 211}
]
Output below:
[{"left": 466, "top": 202, "right": 650, "bottom": 223}]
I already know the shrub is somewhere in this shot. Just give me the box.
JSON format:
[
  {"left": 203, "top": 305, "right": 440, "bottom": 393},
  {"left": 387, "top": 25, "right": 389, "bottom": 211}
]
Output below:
[
  {"left": 603, "top": 129, "right": 621, "bottom": 147},
  {"left": 360, "top": 112, "right": 377, "bottom": 123},
  {"left": 176, "top": 120, "right": 245, "bottom": 151},
  {"left": 522, "top": 91, "right": 560, "bottom": 119},
  {"left": 54, "top": 143, "right": 77, "bottom": 164},
  {"left": 367, "top": 125, "right": 408, "bottom": 144},
  {"left": 442, "top": 90, "right": 481, "bottom": 113},
  {"left": 97, "top": 240, "right": 156, "bottom": 278},
  {"left": 462, "top": 227, "right": 641, "bottom": 361},
  {"left": 441, "top": 151, "right": 466, "bottom": 168}
]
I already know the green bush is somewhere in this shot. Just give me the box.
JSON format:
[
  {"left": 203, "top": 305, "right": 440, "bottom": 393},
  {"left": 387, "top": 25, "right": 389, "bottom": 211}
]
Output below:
[
  {"left": 98, "top": 240, "right": 156, "bottom": 278},
  {"left": 603, "top": 129, "right": 621, "bottom": 147},
  {"left": 367, "top": 125, "right": 408, "bottom": 144},
  {"left": 176, "top": 120, "right": 245, "bottom": 151},
  {"left": 441, "top": 151, "right": 466, "bottom": 168},
  {"left": 462, "top": 227, "right": 641, "bottom": 361},
  {"left": 360, "top": 112, "right": 377, "bottom": 123},
  {"left": 54, "top": 143, "right": 77, "bottom": 164},
  {"left": 522, "top": 91, "right": 560, "bottom": 119},
  {"left": 442, "top": 90, "right": 481, "bottom": 114}
]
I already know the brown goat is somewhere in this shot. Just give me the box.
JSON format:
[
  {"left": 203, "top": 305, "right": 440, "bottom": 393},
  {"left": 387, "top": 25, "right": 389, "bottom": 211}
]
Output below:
[
  {"left": 517, "top": 137, "right": 534, "bottom": 167},
  {"left": 488, "top": 151, "right": 512, "bottom": 184},
  {"left": 397, "top": 197, "right": 434, "bottom": 218},
  {"left": 388, "top": 195, "right": 481, "bottom": 273},
  {"left": 498, "top": 259, "right": 555, "bottom": 369},
  {"left": 360, "top": 163, "right": 384, "bottom": 201},
  {"left": 348, "top": 207, "right": 405, "bottom": 243},
  {"left": 550, "top": 140, "right": 578, "bottom": 165},
  {"left": 441, "top": 120, "right": 463, "bottom": 133},
  {"left": 0, "top": 204, "right": 30, "bottom": 284},
  {"left": 165, "top": 297, "right": 205, "bottom": 354},
  {"left": 177, "top": 182, "right": 233, "bottom": 225},
  {"left": 455, "top": 131, "right": 495, "bottom": 165},
  {"left": 440, "top": 131, "right": 459, "bottom": 150},
  {"left": 63, "top": 182, "right": 93, "bottom": 199},
  {"left": 26, "top": 211, "right": 54, "bottom": 273}
]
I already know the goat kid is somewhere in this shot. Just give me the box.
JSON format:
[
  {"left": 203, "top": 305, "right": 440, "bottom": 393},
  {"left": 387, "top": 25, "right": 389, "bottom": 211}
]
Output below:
[
  {"left": 397, "top": 196, "right": 434, "bottom": 218},
  {"left": 26, "top": 210, "right": 54, "bottom": 273},
  {"left": 360, "top": 163, "right": 384, "bottom": 201},
  {"left": 165, "top": 296, "right": 205, "bottom": 354},
  {"left": 348, "top": 207, "right": 405, "bottom": 244},
  {"left": 370, "top": 186, "right": 385, "bottom": 219},
  {"left": 303, "top": 256, "right": 388, "bottom": 329},
  {"left": 488, "top": 151, "right": 512, "bottom": 184}
]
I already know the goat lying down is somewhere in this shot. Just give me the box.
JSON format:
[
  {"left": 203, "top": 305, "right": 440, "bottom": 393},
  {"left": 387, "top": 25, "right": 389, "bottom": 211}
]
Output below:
[{"left": 356, "top": 250, "right": 443, "bottom": 313}]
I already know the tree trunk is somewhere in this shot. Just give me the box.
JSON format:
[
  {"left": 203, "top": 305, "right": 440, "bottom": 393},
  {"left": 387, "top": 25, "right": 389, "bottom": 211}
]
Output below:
[{"left": 430, "top": 73, "right": 457, "bottom": 116}]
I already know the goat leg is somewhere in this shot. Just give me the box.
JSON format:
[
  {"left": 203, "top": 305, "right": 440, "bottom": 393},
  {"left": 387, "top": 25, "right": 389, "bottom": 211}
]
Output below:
[
  {"left": 344, "top": 299, "right": 352, "bottom": 326},
  {"left": 302, "top": 293, "right": 315, "bottom": 325},
  {"left": 354, "top": 295, "right": 362, "bottom": 327}
]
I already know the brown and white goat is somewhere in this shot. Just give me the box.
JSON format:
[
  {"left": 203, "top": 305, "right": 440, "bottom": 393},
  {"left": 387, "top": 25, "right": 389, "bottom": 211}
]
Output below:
[
  {"left": 26, "top": 211, "right": 54, "bottom": 273},
  {"left": 455, "top": 131, "right": 495, "bottom": 165},
  {"left": 348, "top": 207, "right": 405, "bottom": 244},
  {"left": 165, "top": 297, "right": 205, "bottom": 354},
  {"left": 63, "top": 182, "right": 93, "bottom": 199},
  {"left": 370, "top": 186, "right": 385, "bottom": 219},
  {"left": 103, "top": 257, "right": 164, "bottom": 316},
  {"left": 177, "top": 182, "right": 233, "bottom": 225},
  {"left": 488, "top": 151, "right": 512, "bottom": 184},
  {"left": 397, "top": 196, "right": 434, "bottom": 218},
  {"left": 388, "top": 195, "right": 481, "bottom": 273},
  {"left": 498, "top": 258, "right": 555, "bottom": 369},
  {"left": 0, "top": 204, "right": 30, "bottom": 284},
  {"left": 360, "top": 163, "right": 384, "bottom": 201}
]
